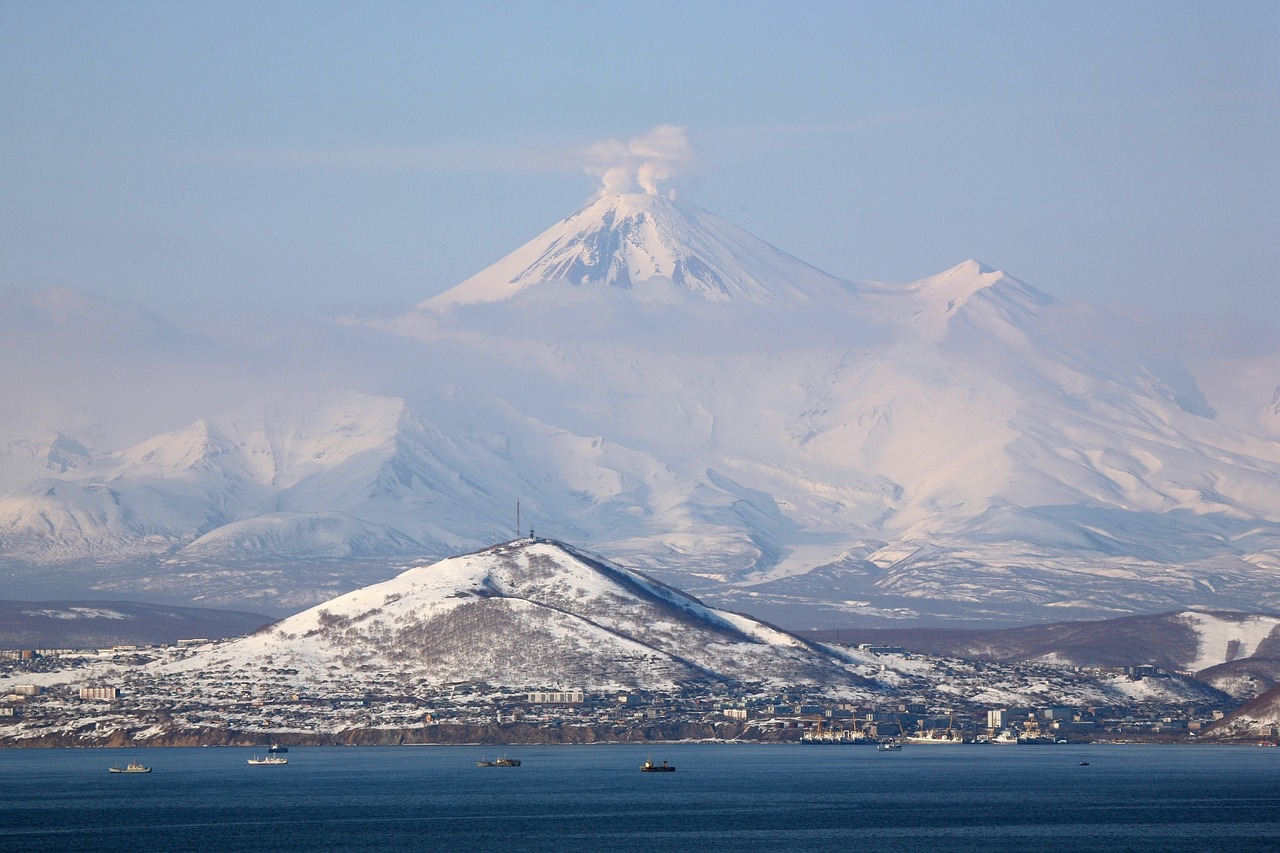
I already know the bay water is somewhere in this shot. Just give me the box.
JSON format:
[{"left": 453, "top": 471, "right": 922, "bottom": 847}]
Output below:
[{"left": 0, "top": 743, "right": 1276, "bottom": 852}]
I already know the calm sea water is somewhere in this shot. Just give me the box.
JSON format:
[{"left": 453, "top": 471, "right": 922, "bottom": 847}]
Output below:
[{"left": 0, "top": 743, "right": 1276, "bottom": 852}]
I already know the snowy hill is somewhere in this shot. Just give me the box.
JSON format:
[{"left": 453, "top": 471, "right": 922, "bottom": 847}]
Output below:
[
  {"left": 3, "top": 191, "right": 1280, "bottom": 627},
  {"left": 1205, "top": 684, "right": 1280, "bottom": 741},
  {"left": 166, "top": 539, "right": 869, "bottom": 693},
  {"left": 811, "top": 609, "right": 1280, "bottom": 686}
]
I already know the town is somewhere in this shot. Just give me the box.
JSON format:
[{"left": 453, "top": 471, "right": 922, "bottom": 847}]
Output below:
[{"left": 3, "top": 638, "right": 1266, "bottom": 748}]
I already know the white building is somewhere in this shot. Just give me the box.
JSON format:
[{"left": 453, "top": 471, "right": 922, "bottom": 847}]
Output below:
[{"left": 526, "top": 690, "right": 585, "bottom": 704}]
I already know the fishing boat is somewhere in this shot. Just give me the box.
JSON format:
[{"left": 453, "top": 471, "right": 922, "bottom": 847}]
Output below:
[
  {"left": 267, "top": 743, "right": 289, "bottom": 754},
  {"left": 876, "top": 739, "right": 902, "bottom": 751},
  {"left": 247, "top": 755, "right": 288, "bottom": 765},
  {"left": 108, "top": 761, "right": 151, "bottom": 774},
  {"left": 641, "top": 758, "right": 675, "bottom": 772},
  {"left": 493, "top": 756, "right": 521, "bottom": 766}
]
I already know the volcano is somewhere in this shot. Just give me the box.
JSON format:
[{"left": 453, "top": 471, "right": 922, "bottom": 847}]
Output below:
[
  {"left": 421, "top": 192, "right": 855, "bottom": 307},
  {"left": 3, "top": 190, "right": 1279, "bottom": 628}
]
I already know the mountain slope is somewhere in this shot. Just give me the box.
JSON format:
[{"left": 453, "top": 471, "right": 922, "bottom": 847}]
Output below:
[
  {"left": 166, "top": 539, "right": 869, "bottom": 693},
  {"left": 420, "top": 192, "right": 854, "bottom": 307},
  {"left": 1205, "top": 684, "right": 1280, "bottom": 741},
  {"left": 807, "top": 610, "right": 1280, "bottom": 676}
]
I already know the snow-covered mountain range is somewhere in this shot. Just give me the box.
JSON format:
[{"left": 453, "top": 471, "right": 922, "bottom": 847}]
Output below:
[{"left": 3, "top": 190, "right": 1278, "bottom": 626}]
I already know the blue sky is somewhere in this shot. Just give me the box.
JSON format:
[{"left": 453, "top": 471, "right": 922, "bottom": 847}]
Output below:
[{"left": 2, "top": 1, "right": 1276, "bottom": 323}]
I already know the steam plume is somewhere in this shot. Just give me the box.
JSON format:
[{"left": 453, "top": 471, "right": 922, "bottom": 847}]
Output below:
[{"left": 584, "top": 125, "right": 697, "bottom": 195}]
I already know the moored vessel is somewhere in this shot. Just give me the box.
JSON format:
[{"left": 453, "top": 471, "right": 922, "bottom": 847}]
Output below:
[
  {"left": 641, "top": 758, "right": 675, "bottom": 772},
  {"left": 247, "top": 755, "right": 288, "bottom": 765},
  {"left": 108, "top": 761, "right": 151, "bottom": 774},
  {"left": 903, "top": 731, "right": 967, "bottom": 745},
  {"left": 1016, "top": 734, "right": 1059, "bottom": 745}
]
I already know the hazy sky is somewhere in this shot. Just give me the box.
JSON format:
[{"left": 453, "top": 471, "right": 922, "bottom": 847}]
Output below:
[{"left": 2, "top": 1, "right": 1277, "bottom": 323}]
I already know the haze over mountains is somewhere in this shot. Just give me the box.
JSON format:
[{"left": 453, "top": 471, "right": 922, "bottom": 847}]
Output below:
[
  {"left": 2, "top": 190, "right": 1278, "bottom": 627},
  {"left": 0, "top": 599, "right": 270, "bottom": 650}
]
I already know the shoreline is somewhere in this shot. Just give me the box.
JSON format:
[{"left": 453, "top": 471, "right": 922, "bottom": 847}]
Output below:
[{"left": 1, "top": 724, "right": 1270, "bottom": 750}]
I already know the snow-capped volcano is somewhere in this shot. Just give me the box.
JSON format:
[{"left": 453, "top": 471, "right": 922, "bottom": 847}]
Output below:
[
  {"left": 169, "top": 538, "right": 869, "bottom": 693},
  {"left": 5, "top": 192, "right": 1280, "bottom": 628},
  {"left": 421, "top": 192, "right": 853, "bottom": 307}
]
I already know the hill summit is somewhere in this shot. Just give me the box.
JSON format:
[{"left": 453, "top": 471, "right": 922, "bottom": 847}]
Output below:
[{"left": 169, "top": 538, "right": 870, "bottom": 693}]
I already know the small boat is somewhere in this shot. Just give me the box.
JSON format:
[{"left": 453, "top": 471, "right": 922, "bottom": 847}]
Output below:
[
  {"left": 247, "top": 755, "right": 288, "bottom": 766},
  {"left": 108, "top": 761, "right": 151, "bottom": 774},
  {"left": 1078, "top": 761, "right": 1090, "bottom": 766},
  {"left": 267, "top": 744, "right": 289, "bottom": 754},
  {"left": 641, "top": 758, "right": 675, "bottom": 772},
  {"left": 876, "top": 740, "right": 902, "bottom": 751},
  {"left": 478, "top": 756, "right": 520, "bottom": 767}
]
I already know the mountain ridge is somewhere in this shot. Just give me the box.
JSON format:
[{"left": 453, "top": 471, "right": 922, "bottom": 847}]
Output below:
[{"left": 2, "top": 193, "right": 1278, "bottom": 626}]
